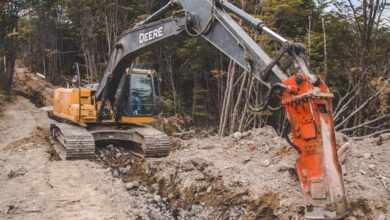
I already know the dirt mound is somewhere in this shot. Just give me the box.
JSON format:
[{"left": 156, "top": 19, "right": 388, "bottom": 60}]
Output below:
[
  {"left": 138, "top": 126, "right": 302, "bottom": 219},
  {"left": 154, "top": 114, "right": 194, "bottom": 136},
  {"left": 97, "top": 126, "right": 390, "bottom": 219},
  {"left": 12, "top": 60, "right": 55, "bottom": 107}
]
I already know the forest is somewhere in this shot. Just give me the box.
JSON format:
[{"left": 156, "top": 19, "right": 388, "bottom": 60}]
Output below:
[
  {"left": 1, "top": 0, "right": 389, "bottom": 138},
  {"left": 1, "top": 1, "right": 390, "bottom": 219}
]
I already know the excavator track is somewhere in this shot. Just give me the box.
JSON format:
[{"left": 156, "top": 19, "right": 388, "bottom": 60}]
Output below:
[
  {"left": 50, "top": 123, "right": 96, "bottom": 160},
  {"left": 49, "top": 122, "right": 171, "bottom": 160},
  {"left": 89, "top": 124, "right": 171, "bottom": 158}
]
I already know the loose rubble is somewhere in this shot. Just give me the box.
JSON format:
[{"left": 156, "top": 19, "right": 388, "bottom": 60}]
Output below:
[{"left": 96, "top": 126, "right": 390, "bottom": 219}]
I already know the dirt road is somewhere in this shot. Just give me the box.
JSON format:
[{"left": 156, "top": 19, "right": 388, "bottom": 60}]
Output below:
[{"left": 0, "top": 96, "right": 137, "bottom": 219}]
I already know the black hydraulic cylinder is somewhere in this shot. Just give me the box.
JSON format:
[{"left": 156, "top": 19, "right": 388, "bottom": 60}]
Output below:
[
  {"left": 215, "top": 0, "right": 287, "bottom": 43},
  {"left": 141, "top": 0, "right": 178, "bottom": 25}
]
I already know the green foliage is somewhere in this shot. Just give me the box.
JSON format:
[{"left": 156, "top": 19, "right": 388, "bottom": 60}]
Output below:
[{"left": 4, "top": 0, "right": 389, "bottom": 129}]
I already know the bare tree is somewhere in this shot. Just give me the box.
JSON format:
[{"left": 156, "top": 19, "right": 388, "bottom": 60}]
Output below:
[
  {"left": 164, "top": 54, "right": 178, "bottom": 114},
  {"left": 334, "top": 0, "right": 389, "bottom": 66}
]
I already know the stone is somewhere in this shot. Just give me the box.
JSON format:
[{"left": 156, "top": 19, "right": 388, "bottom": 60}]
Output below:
[
  {"left": 369, "top": 164, "right": 377, "bottom": 171},
  {"left": 261, "top": 159, "right": 271, "bottom": 167},
  {"left": 116, "top": 152, "right": 122, "bottom": 158},
  {"left": 233, "top": 132, "right": 243, "bottom": 141},
  {"left": 167, "top": 193, "right": 174, "bottom": 200},
  {"left": 364, "top": 153, "right": 372, "bottom": 159},
  {"left": 112, "top": 170, "right": 119, "bottom": 178},
  {"left": 279, "top": 199, "right": 292, "bottom": 208},
  {"left": 378, "top": 214, "right": 386, "bottom": 220},
  {"left": 119, "top": 166, "right": 131, "bottom": 174},
  {"left": 125, "top": 181, "right": 139, "bottom": 190},
  {"left": 154, "top": 195, "right": 161, "bottom": 203},
  {"left": 242, "top": 131, "right": 251, "bottom": 138},
  {"left": 206, "top": 186, "right": 212, "bottom": 194},
  {"left": 107, "top": 144, "right": 114, "bottom": 150}
]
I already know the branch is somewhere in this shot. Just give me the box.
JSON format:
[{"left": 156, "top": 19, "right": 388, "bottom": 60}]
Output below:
[
  {"left": 334, "top": 95, "right": 357, "bottom": 121},
  {"left": 335, "top": 81, "right": 388, "bottom": 130},
  {"left": 339, "top": 114, "right": 390, "bottom": 132},
  {"left": 347, "top": 0, "right": 363, "bottom": 37},
  {"left": 333, "top": 86, "right": 359, "bottom": 120},
  {"left": 352, "top": 128, "right": 390, "bottom": 140},
  {"left": 334, "top": 68, "right": 371, "bottom": 118}
]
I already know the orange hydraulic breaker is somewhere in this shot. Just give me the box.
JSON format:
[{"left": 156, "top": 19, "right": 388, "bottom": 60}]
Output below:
[{"left": 280, "top": 73, "right": 349, "bottom": 219}]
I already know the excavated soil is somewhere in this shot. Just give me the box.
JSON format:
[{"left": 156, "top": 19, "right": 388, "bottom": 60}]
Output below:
[
  {"left": 12, "top": 60, "right": 55, "bottom": 107},
  {"left": 98, "top": 128, "right": 390, "bottom": 220}
]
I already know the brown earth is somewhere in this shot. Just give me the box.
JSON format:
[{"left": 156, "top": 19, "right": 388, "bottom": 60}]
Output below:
[
  {"left": 100, "top": 128, "right": 390, "bottom": 220},
  {"left": 12, "top": 60, "right": 55, "bottom": 107}
]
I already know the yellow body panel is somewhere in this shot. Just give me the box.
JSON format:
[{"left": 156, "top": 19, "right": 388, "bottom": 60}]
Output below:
[
  {"left": 53, "top": 87, "right": 155, "bottom": 125},
  {"left": 53, "top": 88, "right": 97, "bottom": 123},
  {"left": 120, "top": 116, "right": 155, "bottom": 124}
]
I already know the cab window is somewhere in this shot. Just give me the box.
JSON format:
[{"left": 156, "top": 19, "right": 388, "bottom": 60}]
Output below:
[{"left": 128, "top": 74, "right": 154, "bottom": 116}]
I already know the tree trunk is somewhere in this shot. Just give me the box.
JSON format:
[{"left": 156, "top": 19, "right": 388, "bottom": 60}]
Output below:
[
  {"left": 230, "top": 71, "right": 248, "bottom": 133},
  {"left": 220, "top": 62, "right": 236, "bottom": 136}
]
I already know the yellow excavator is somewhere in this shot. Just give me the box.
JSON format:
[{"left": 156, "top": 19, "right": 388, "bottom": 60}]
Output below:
[
  {"left": 49, "top": 67, "right": 170, "bottom": 160},
  {"left": 49, "top": 0, "right": 350, "bottom": 218}
]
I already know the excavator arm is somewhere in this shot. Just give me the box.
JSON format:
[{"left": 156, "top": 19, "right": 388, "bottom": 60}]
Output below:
[{"left": 95, "top": 0, "right": 349, "bottom": 218}]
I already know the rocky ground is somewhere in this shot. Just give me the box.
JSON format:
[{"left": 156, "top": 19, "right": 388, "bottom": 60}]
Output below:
[
  {"left": 0, "top": 62, "right": 388, "bottom": 219},
  {"left": 97, "top": 127, "right": 390, "bottom": 220}
]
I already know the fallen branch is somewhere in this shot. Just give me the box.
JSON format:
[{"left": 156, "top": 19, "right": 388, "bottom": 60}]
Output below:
[
  {"left": 352, "top": 128, "right": 390, "bottom": 140},
  {"left": 333, "top": 95, "right": 357, "bottom": 121},
  {"left": 339, "top": 114, "right": 390, "bottom": 133},
  {"left": 334, "top": 84, "right": 359, "bottom": 117},
  {"left": 335, "top": 82, "right": 388, "bottom": 130}
]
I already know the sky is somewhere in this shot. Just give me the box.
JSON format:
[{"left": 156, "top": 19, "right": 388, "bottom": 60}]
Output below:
[{"left": 326, "top": 0, "right": 390, "bottom": 24}]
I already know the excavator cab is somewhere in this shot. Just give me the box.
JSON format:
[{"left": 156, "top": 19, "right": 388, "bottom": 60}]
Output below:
[
  {"left": 115, "top": 68, "right": 157, "bottom": 124},
  {"left": 127, "top": 69, "right": 155, "bottom": 116}
]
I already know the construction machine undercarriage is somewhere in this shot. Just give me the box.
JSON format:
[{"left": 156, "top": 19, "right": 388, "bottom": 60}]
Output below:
[{"left": 49, "top": 123, "right": 171, "bottom": 160}]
